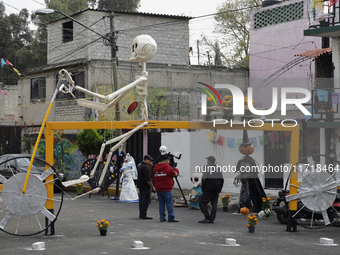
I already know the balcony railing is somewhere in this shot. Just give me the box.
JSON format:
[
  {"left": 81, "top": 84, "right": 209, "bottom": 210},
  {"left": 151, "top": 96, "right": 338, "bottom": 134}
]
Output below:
[{"left": 310, "top": 0, "right": 340, "bottom": 28}]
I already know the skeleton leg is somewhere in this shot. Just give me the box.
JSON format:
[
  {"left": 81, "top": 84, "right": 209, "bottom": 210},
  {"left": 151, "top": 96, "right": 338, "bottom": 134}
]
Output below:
[
  {"left": 89, "top": 121, "right": 148, "bottom": 179},
  {"left": 70, "top": 187, "right": 100, "bottom": 201},
  {"left": 62, "top": 175, "right": 90, "bottom": 187},
  {"left": 96, "top": 122, "right": 148, "bottom": 186}
]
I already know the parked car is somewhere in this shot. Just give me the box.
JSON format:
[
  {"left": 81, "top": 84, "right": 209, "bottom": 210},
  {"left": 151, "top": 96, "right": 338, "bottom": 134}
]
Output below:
[{"left": 0, "top": 154, "right": 65, "bottom": 191}]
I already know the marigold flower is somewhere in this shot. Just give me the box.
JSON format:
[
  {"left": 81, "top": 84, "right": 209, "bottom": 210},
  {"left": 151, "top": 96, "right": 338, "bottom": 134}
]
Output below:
[
  {"left": 267, "top": 197, "right": 271, "bottom": 201},
  {"left": 100, "top": 224, "right": 103, "bottom": 228},
  {"left": 97, "top": 220, "right": 100, "bottom": 224},
  {"left": 222, "top": 196, "right": 225, "bottom": 199},
  {"left": 105, "top": 221, "right": 109, "bottom": 225},
  {"left": 101, "top": 219, "right": 105, "bottom": 223},
  {"left": 247, "top": 219, "right": 249, "bottom": 221},
  {"left": 246, "top": 224, "right": 251, "bottom": 227}
]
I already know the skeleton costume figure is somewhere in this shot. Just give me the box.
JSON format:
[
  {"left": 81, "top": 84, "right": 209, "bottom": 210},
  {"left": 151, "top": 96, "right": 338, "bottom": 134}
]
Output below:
[
  {"left": 234, "top": 130, "right": 266, "bottom": 213},
  {"left": 189, "top": 173, "right": 203, "bottom": 210},
  {"left": 119, "top": 153, "right": 139, "bottom": 203},
  {"left": 57, "top": 35, "right": 157, "bottom": 196}
]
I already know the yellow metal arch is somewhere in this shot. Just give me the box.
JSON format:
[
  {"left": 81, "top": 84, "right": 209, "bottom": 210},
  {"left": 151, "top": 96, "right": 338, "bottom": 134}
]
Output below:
[{"left": 44, "top": 120, "right": 300, "bottom": 211}]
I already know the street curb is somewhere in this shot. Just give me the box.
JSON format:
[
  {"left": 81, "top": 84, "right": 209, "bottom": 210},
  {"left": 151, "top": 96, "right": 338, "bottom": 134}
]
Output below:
[{"left": 63, "top": 185, "right": 121, "bottom": 196}]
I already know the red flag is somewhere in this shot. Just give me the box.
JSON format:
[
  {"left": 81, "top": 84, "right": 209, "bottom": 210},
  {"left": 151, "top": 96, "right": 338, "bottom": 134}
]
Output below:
[
  {"left": 0, "top": 89, "right": 8, "bottom": 95},
  {"left": 6, "top": 59, "right": 13, "bottom": 66},
  {"left": 329, "top": 0, "right": 338, "bottom": 7}
]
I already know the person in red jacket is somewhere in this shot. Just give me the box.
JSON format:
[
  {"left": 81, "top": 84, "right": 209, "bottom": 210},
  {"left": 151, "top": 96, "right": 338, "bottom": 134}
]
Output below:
[{"left": 153, "top": 154, "right": 179, "bottom": 222}]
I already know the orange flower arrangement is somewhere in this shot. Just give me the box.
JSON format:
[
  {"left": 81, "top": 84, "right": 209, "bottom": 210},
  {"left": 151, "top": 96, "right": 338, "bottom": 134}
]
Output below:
[
  {"left": 96, "top": 219, "right": 110, "bottom": 230},
  {"left": 246, "top": 215, "right": 258, "bottom": 228}
]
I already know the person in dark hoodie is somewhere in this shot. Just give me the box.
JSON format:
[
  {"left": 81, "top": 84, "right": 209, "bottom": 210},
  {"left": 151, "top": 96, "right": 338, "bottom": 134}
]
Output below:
[
  {"left": 198, "top": 156, "right": 224, "bottom": 223},
  {"left": 153, "top": 154, "right": 179, "bottom": 222}
]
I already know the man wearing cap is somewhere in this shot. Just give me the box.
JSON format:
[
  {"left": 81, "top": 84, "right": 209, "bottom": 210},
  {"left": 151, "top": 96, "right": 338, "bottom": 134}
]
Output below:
[
  {"left": 137, "top": 155, "right": 155, "bottom": 219},
  {"left": 198, "top": 156, "right": 224, "bottom": 223},
  {"left": 153, "top": 154, "right": 179, "bottom": 222}
]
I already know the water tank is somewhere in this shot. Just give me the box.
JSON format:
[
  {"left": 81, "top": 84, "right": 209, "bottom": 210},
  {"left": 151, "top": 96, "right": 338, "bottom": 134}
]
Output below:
[{"left": 262, "top": 0, "right": 281, "bottom": 7}]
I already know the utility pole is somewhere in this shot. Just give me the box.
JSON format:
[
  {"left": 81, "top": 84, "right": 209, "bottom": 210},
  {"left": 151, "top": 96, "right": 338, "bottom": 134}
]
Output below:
[
  {"left": 207, "top": 51, "right": 212, "bottom": 86},
  {"left": 110, "top": 12, "right": 121, "bottom": 135},
  {"left": 197, "top": 40, "right": 200, "bottom": 65}
]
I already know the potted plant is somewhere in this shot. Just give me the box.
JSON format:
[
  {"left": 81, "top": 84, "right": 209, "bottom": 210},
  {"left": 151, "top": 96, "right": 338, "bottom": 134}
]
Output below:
[
  {"left": 223, "top": 95, "right": 233, "bottom": 120},
  {"left": 76, "top": 183, "right": 83, "bottom": 195},
  {"left": 222, "top": 193, "right": 231, "bottom": 211},
  {"left": 96, "top": 219, "right": 110, "bottom": 236},
  {"left": 262, "top": 197, "right": 271, "bottom": 211},
  {"left": 205, "top": 96, "right": 214, "bottom": 121},
  {"left": 246, "top": 214, "right": 258, "bottom": 233},
  {"left": 241, "top": 97, "right": 255, "bottom": 121},
  {"left": 326, "top": 109, "right": 334, "bottom": 120}
]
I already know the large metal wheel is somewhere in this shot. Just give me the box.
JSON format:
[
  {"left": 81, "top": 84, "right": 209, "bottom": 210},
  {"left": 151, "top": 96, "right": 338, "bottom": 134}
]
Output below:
[
  {"left": 0, "top": 156, "right": 63, "bottom": 236},
  {"left": 284, "top": 154, "right": 340, "bottom": 229}
]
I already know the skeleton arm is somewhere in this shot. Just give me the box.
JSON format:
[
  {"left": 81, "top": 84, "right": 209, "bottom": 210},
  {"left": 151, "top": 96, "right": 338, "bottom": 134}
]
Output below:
[{"left": 74, "top": 76, "right": 147, "bottom": 112}]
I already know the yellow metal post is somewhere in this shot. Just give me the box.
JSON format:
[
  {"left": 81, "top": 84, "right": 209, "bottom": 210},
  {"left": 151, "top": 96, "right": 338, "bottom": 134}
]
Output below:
[
  {"left": 288, "top": 125, "right": 300, "bottom": 210},
  {"left": 45, "top": 122, "right": 54, "bottom": 209}
]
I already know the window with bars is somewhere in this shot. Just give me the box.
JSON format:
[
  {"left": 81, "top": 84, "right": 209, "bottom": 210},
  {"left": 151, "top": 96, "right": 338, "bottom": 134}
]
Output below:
[{"left": 30, "top": 77, "right": 46, "bottom": 100}]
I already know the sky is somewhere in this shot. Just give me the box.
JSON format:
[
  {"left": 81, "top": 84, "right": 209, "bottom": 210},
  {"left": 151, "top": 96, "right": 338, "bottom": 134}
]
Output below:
[{"left": 2, "top": 0, "right": 226, "bottom": 64}]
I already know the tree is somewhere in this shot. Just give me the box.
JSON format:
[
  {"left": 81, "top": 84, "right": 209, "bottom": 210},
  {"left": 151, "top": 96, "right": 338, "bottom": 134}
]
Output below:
[
  {"left": 77, "top": 118, "right": 117, "bottom": 159},
  {"left": 97, "top": 0, "right": 140, "bottom": 11},
  {"left": 0, "top": 5, "right": 34, "bottom": 84},
  {"left": 212, "top": 0, "right": 261, "bottom": 68}
]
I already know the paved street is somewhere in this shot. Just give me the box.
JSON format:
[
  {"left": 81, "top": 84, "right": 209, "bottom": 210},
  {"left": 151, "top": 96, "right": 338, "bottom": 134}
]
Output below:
[{"left": 1, "top": 191, "right": 339, "bottom": 255}]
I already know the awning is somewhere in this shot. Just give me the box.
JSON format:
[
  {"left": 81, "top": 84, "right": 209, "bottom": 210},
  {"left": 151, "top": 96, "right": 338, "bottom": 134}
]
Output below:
[{"left": 295, "top": 47, "right": 332, "bottom": 58}]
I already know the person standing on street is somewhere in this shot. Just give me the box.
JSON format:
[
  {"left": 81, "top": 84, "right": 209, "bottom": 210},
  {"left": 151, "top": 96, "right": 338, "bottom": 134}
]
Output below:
[
  {"left": 153, "top": 154, "right": 179, "bottom": 222},
  {"left": 198, "top": 156, "right": 224, "bottom": 223},
  {"left": 137, "top": 155, "right": 155, "bottom": 219}
]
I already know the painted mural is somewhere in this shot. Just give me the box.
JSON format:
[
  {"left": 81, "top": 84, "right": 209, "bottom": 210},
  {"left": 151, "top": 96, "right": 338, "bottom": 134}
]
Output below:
[{"left": 33, "top": 130, "right": 86, "bottom": 180}]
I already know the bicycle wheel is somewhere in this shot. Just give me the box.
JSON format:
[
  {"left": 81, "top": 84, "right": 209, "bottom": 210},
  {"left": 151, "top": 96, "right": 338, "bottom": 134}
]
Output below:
[
  {"left": 284, "top": 154, "right": 340, "bottom": 229},
  {"left": 0, "top": 156, "right": 63, "bottom": 236}
]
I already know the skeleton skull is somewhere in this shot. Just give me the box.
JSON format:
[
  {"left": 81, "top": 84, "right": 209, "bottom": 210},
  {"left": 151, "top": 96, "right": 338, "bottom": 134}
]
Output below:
[
  {"left": 191, "top": 173, "right": 202, "bottom": 187},
  {"left": 159, "top": 145, "right": 168, "bottom": 155},
  {"left": 130, "top": 35, "right": 157, "bottom": 62}
]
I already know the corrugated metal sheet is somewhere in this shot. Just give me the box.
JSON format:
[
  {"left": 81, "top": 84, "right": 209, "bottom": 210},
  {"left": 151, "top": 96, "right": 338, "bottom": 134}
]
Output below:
[{"left": 295, "top": 47, "right": 332, "bottom": 58}]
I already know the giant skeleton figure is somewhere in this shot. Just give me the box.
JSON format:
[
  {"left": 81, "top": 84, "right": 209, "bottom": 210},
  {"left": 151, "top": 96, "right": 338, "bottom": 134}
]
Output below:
[{"left": 60, "top": 35, "right": 157, "bottom": 198}]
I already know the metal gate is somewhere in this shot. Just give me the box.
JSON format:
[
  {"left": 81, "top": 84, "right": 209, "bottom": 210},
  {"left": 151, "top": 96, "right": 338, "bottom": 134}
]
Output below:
[
  {"left": 0, "top": 126, "right": 21, "bottom": 155},
  {"left": 264, "top": 131, "right": 287, "bottom": 188}
]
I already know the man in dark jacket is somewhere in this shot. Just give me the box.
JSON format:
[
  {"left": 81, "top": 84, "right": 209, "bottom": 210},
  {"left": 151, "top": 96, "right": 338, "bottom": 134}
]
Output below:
[
  {"left": 198, "top": 156, "right": 224, "bottom": 223},
  {"left": 153, "top": 154, "right": 179, "bottom": 222},
  {"left": 137, "top": 155, "right": 155, "bottom": 219}
]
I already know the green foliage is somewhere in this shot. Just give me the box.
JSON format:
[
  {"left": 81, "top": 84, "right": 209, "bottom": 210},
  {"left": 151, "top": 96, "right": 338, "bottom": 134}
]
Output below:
[
  {"left": 21, "top": 134, "right": 36, "bottom": 154},
  {"left": 210, "top": 0, "right": 261, "bottom": 68},
  {"left": 76, "top": 117, "right": 118, "bottom": 159},
  {"left": 76, "top": 129, "right": 103, "bottom": 158}
]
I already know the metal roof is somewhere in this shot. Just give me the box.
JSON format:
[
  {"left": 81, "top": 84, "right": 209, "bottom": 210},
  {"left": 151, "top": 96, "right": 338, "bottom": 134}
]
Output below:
[
  {"left": 53, "top": 8, "right": 192, "bottom": 21},
  {"left": 294, "top": 47, "right": 332, "bottom": 58}
]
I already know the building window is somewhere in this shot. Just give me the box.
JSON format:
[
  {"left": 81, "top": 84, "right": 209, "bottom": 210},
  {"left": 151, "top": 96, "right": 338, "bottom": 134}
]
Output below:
[
  {"left": 31, "top": 77, "right": 46, "bottom": 100},
  {"left": 56, "top": 70, "right": 85, "bottom": 100},
  {"left": 63, "top": 21, "right": 73, "bottom": 43}
]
